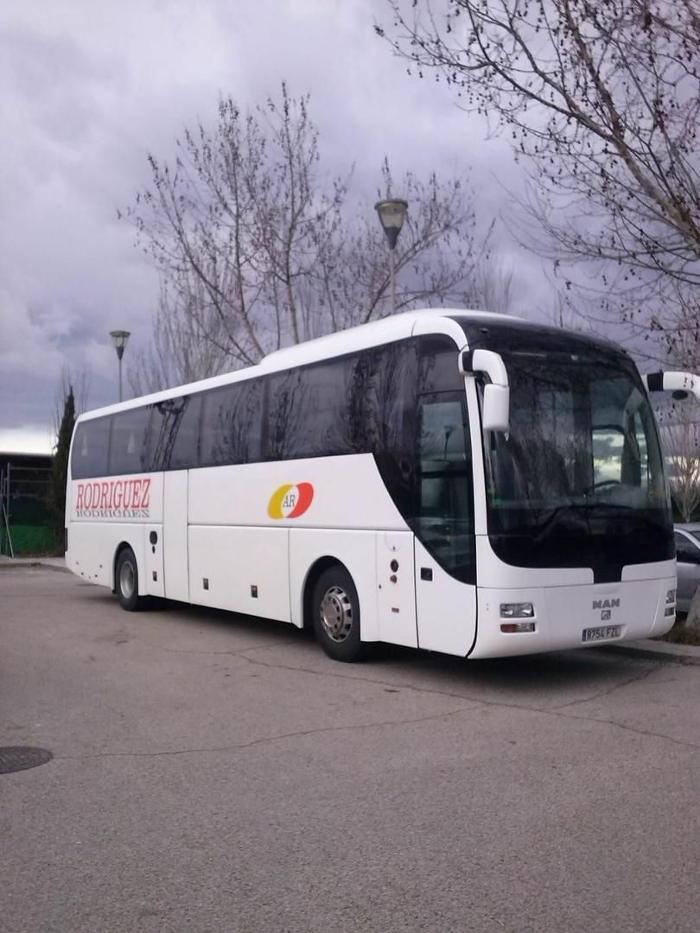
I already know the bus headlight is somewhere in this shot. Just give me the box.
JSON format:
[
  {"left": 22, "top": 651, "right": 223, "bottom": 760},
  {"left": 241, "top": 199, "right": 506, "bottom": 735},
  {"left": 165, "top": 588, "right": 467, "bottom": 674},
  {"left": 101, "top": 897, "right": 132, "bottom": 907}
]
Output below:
[{"left": 500, "top": 602, "right": 535, "bottom": 619}]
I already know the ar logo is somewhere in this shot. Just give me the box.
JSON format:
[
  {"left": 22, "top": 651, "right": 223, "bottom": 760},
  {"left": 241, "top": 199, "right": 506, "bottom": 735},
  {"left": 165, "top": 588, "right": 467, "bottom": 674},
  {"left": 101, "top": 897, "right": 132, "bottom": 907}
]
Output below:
[{"left": 268, "top": 483, "right": 314, "bottom": 519}]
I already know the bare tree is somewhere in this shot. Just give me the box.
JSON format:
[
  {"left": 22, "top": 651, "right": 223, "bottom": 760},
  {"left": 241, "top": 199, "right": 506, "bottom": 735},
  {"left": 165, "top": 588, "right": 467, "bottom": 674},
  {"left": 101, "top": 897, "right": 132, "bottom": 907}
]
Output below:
[
  {"left": 129, "top": 279, "right": 232, "bottom": 394},
  {"left": 377, "top": 1, "right": 700, "bottom": 367},
  {"left": 657, "top": 401, "right": 700, "bottom": 522},
  {"left": 123, "top": 85, "right": 509, "bottom": 390}
]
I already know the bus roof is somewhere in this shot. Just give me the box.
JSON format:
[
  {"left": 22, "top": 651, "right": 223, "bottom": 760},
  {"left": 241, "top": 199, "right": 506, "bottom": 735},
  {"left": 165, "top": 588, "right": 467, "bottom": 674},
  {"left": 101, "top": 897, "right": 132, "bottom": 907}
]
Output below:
[{"left": 76, "top": 308, "right": 554, "bottom": 422}]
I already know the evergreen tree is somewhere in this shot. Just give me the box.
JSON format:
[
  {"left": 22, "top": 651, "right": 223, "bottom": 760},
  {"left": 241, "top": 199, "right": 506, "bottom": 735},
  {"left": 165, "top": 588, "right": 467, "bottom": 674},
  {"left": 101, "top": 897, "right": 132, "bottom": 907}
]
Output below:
[{"left": 50, "top": 385, "right": 75, "bottom": 549}]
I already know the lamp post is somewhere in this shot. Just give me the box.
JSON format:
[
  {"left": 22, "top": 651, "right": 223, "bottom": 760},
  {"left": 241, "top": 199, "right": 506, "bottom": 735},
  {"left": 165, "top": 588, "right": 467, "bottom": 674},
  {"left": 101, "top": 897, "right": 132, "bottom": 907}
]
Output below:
[
  {"left": 374, "top": 198, "right": 408, "bottom": 313},
  {"left": 109, "top": 330, "right": 130, "bottom": 402}
]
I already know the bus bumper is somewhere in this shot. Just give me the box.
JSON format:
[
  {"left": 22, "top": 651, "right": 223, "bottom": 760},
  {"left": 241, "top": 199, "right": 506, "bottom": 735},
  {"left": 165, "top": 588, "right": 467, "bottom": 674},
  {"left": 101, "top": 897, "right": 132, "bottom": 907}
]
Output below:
[{"left": 469, "top": 575, "right": 676, "bottom": 659}]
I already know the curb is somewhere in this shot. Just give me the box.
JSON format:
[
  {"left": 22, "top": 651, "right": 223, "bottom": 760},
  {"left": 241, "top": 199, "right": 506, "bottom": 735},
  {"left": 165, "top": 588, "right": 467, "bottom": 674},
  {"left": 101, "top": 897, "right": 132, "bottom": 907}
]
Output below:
[
  {"left": 597, "top": 638, "right": 700, "bottom": 666},
  {"left": 0, "top": 559, "right": 69, "bottom": 574}
]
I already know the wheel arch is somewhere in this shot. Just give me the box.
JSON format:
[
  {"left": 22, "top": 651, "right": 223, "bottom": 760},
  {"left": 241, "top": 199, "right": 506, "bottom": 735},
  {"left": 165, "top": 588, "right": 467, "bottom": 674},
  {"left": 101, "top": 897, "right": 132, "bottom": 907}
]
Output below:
[
  {"left": 301, "top": 556, "right": 353, "bottom": 632},
  {"left": 112, "top": 540, "right": 135, "bottom": 593}
]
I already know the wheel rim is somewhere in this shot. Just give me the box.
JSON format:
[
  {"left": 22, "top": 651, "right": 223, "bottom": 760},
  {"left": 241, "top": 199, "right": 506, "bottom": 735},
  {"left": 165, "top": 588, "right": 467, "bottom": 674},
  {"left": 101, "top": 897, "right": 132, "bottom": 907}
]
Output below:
[
  {"left": 319, "top": 585, "right": 353, "bottom": 643},
  {"left": 119, "top": 559, "right": 135, "bottom": 600}
]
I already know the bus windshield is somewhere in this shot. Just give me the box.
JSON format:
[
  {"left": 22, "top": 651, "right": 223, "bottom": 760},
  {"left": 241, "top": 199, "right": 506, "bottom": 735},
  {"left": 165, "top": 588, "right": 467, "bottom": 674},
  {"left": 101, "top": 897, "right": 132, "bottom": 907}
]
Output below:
[{"left": 483, "top": 347, "right": 673, "bottom": 578}]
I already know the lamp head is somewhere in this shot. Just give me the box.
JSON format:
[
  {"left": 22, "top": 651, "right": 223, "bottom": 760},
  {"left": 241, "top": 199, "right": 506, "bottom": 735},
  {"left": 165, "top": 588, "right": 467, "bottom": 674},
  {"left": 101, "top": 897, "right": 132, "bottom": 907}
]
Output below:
[
  {"left": 110, "top": 330, "right": 130, "bottom": 360},
  {"left": 374, "top": 199, "right": 408, "bottom": 250}
]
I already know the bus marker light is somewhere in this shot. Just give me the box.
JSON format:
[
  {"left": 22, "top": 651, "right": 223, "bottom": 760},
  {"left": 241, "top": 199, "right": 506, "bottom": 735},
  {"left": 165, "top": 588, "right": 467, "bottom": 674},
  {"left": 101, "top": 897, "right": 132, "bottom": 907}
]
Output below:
[{"left": 500, "top": 622, "right": 536, "bottom": 634}]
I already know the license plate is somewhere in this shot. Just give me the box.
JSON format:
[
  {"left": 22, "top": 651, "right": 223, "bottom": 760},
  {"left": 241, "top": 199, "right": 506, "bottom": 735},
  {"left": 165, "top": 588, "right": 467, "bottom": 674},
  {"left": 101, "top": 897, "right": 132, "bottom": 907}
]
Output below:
[{"left": 582, "top": 624, "right": 622, "bottom": 643}]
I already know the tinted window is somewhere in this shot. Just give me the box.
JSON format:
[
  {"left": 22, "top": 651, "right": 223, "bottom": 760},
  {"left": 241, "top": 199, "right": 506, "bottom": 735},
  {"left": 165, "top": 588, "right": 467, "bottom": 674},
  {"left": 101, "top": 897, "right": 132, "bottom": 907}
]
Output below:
[
  {"left": 168, "top": 395, "right": 202, "bottom": 470},
  {"left": 359, "top": 341, "right": 418, "bottom": 516},
  {"left": 109, "top": 407, "right": 151, "bottom": 475},
  {"left": 415, "top": 393, "right": 475, "bottom": 582},
  {"left": 265, "top": 357, "right": 360, "bottom": 461},
  {"left": 147, "top": 400, "right": 180, "bottom": 471},
  {"left": 201, "top": 380, "right": 263, "bottom": 466},
  {"left": 418, "top": 336, "right": 462, "bottom": 394},
  {"left": 71, "top": 417, "right": 111, "bottom": 479},
  {"left": 483, "top": 348, "right": 673, "bottom": 581}
]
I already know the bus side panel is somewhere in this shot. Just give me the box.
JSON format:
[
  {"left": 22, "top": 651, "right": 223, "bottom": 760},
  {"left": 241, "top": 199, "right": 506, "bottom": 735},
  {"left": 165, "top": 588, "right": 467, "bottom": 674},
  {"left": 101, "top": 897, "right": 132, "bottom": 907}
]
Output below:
[
  {"left": 66, "top": 522, "right": 146, "bottom": 593},
  {"left": 188, "top": 456, "right": 406, "bottom": 530},
  {"left": 163, "top": 471, "right": 189, "bottom": 603},
  {"left": 188, "top": 526, "right": 291, "bottom": 623},
  {"left": 376, "top": 531, "right": 417, "bottom": 647},
  {"left": 289, "top": 529, "right": 379, "bottom": 640}
]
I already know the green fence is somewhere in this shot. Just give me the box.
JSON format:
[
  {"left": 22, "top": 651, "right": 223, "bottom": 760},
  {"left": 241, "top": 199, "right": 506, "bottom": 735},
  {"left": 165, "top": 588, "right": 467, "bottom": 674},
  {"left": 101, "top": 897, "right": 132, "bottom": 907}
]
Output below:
[{"left": 1, "top": 458, "right": 58, "bottom": 556}]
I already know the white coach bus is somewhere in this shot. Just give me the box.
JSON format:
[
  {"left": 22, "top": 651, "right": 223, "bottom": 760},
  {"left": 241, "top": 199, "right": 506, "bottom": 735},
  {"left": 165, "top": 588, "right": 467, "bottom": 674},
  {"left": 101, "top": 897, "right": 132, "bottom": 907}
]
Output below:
[{"left": 65, "top": 309, "right": 699, "bottom": 661}]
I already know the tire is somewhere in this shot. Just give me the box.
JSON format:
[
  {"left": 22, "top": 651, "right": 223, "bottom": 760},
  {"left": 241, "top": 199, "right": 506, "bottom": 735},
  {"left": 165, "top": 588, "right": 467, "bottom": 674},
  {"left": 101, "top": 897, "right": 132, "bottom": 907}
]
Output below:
[
  {"left": 115, "top": 547, "right": 148, "bottom": 611},
  {"left": 312, "top": 565, "right": 364, "bottom": 662}
]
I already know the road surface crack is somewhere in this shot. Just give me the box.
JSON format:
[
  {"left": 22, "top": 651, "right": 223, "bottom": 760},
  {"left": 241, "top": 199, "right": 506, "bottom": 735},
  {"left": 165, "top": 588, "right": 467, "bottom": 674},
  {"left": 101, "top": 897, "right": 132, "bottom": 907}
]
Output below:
[
  {"left": 549, "top": 662, "right": 662, "bottom": 711},
  {"left": 52, "top": 705, "right": 471, "bottom": 763}
]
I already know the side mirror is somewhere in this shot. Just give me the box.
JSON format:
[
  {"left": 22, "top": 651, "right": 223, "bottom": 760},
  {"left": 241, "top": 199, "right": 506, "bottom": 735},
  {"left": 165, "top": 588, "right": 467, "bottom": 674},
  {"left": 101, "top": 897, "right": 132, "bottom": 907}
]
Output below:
[
  {"left": 643, "top": 371, "right": 700, "bottom": 401},
  {"left": 460, "top": 348, "right": 510, "bottom": 433},
  {"left": 482, "top": 384, "right": 510, "bottom": 433}
]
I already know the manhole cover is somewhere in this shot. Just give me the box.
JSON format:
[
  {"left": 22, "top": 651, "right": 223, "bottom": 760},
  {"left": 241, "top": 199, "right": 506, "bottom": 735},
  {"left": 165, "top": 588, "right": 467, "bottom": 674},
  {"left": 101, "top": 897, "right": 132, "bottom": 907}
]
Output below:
[{"left": 0, "top": 746, "right": 52, "bottom": 774}]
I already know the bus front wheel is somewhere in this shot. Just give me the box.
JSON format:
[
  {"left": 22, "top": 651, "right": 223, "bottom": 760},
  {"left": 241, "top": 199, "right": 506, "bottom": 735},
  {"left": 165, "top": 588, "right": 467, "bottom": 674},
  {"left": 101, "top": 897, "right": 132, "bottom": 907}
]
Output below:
[
  {"left": 115, "top": 547, "right": 148, "bottom": 611},
  {"left": 312, "top": 565, "right": 364, "bottom": 662}
]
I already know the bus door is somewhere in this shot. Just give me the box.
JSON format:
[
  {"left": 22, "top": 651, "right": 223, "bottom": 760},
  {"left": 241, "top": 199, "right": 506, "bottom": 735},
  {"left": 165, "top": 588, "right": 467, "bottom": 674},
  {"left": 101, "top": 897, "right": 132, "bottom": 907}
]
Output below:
[{"left": 414, "top": 391, "right": 478, "bottom": 655}]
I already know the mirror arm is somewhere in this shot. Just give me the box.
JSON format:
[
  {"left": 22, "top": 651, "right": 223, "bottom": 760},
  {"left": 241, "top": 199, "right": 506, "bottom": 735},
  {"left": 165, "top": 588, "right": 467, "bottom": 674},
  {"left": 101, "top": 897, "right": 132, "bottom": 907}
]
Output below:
[{"left": 460, "top": 349, "right": 509, "bottom": 389}]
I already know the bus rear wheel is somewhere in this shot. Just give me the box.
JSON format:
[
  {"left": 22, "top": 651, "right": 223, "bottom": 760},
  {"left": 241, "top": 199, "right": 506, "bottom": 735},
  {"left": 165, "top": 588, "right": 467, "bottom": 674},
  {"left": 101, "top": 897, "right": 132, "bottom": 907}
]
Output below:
[
  {"left": 115, "top": 547, "right": 148, "bottom": 611},
  {"left": 312, "top": 565, "right": 364, "bottom": 662}
]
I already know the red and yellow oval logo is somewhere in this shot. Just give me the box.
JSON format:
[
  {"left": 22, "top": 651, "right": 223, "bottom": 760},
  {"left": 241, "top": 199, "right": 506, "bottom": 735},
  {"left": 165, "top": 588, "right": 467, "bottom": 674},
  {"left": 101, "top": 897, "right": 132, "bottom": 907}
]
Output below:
[{"left": 267, "top": 483, "right": 314, "bottom": 519}]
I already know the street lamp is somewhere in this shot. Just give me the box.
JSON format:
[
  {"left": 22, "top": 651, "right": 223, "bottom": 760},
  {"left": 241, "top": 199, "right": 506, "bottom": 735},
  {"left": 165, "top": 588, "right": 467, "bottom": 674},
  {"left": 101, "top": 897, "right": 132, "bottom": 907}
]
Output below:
[
  {"left": 374, "top": 198, "right": 408, "bottom": 313},
  {"left": 109, "top": 330, "right": 130, "bottom": 402}
]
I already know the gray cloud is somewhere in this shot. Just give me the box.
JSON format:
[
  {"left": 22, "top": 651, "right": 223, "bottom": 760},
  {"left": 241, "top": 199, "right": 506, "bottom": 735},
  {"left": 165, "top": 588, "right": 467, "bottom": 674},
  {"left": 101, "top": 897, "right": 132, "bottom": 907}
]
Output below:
[{"left": 0, "top": 0, "right": 542, "bottom": 452}]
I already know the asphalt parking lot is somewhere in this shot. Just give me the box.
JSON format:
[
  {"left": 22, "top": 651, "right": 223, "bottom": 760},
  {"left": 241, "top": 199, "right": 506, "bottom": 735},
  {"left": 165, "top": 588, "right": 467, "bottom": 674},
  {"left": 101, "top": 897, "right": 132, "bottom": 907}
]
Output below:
[{"left": 2, "top": 566, "right": 699, "bottom": 933}]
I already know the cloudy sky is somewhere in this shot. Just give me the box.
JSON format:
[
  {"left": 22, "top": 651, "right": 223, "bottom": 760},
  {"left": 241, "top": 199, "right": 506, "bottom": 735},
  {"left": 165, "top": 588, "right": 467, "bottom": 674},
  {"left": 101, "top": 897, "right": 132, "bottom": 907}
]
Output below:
[{"left": 1, "top": 0, "right": 539, "bottom": 454}]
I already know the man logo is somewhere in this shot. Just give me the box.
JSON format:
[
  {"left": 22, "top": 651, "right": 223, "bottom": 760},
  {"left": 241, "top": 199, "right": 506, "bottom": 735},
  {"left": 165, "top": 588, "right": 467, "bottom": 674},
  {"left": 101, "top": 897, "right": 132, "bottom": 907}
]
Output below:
[
  {"left": 592, "top": 599, "right": 620, "bottom": 610},
  {"left": 268, "top": 483, "right": 314, "bottom": 519}
]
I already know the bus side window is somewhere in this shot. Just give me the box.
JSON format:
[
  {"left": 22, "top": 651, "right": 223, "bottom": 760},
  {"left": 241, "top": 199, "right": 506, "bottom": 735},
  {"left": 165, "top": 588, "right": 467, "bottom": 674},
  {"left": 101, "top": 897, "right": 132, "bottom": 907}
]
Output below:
[
  {"left": 168, "top": 395, "right": 203, "bottom": 470},
  {"left": 264, "top": 357, "right": 358, "bottom": 461},
  {"left": 71, "top": 417, "right": 111, "bottom": 479},
  {"left": 264, "top": 370, "right": 302, "bottom": 461},
  {"left": 109, "top": 408, "right": 152, "bottom": 475},
  {"left": 200, "top": 380, "right": 263, "bottom": 466},
  {"left": 236, "top": 380, "right": 263, "bottom": 462}
]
